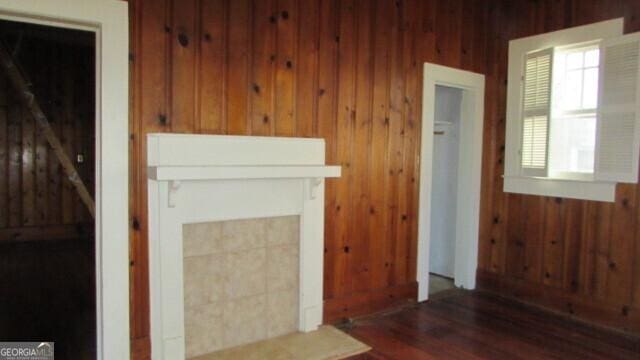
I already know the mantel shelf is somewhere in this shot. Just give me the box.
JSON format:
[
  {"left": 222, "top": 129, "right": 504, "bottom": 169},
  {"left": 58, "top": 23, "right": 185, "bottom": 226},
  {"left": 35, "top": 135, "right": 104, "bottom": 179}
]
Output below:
[{"left": 148, "top": 165, "right": 342, "bottom": 181}]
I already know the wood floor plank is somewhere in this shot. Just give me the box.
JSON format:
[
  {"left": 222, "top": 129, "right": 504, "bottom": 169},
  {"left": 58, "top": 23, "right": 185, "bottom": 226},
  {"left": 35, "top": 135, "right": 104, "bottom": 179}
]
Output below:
[{"left": 346, "top": 290, "right": 640, "bottom": 360}]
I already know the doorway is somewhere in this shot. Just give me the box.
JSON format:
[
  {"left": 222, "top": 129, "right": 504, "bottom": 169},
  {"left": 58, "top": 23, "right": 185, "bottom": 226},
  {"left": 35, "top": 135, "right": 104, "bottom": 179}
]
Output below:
[
  {"left": 428, "top": 85, "right": 463, "bottom": 295},
  {"left": 0, "top": 18, "right": 96, "bottom": 359},
  {"left": 416, "top": 63, "right": 485, "bottom": 301},
  {"left": 0, "top": 1, "right": 129, "bottom": 358}
]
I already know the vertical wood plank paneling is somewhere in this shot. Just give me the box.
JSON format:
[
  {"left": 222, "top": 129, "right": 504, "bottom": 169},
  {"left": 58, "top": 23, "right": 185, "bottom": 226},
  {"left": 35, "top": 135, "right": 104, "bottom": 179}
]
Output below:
[
  {"left": 606, "top": 185, "right": 636, "bottom": 306},
  {"left": 21, "top": 106, "right": 35, "bottom": 226},
  {"left": 73, "top": 51, "right": 88, "bottom": 223},
  {"left": 395, "top": 1, "right": 422, "bottom": 284},
  {"left": 274, "top": 0, "right": 297, "bottom": 136},
  {"left": 332, "top": 0, "right": 357, "bottom": 297},
  {"left": 170, "top": 0, "right": 198, "bottom": 133},
  {"left": 593, "top": 203, "right": 613, "bottom": 300},
  {"left": 139, "top": 0, "right": 169, "bottom": 134},
  {"left": 477, "top": 1, "right": 495, "bottom": 272},
  {"left": 385, "top": 0, "right": 405, "bottom": 286},
  {"left": 294, "top": 0, "right": 319, "bottom": 138},
  {"left": 487, "top": 1, "right": 510, "bottom": 276},
  {"left": 562, "top": 199, "right": 583, "bottom": 293},
  {"left": 128, "top": 0, "right": 140, "bottom": 349},
  {"left": 435, "top": 0, "right": 462, "bottom": 67},
  {"left": 198, "top": 0, "right": 226, "bottom": 134},
  {"left": 250, "top": 0, "right": 276, "bottom": 136},
  {"left": 393, "top": 0, "right": 415, "bottom": 285},
  {"left": 34, "top": 53, "right": 49, "bottom": 225},
  {"left": 48, "top": 47, "right": 62, "bottom": 226},
  {"left": 349, "top": 0, "right": 374, "bottom": 294},
  {"left": 520, "top": 196, "right": 544, "bottom": 282},
  {"left": 368, "top": 0, "right": 391, "bottom": 291},
  {"left": 7, "top": 86, "right": 20, "bottom": 228},
  {"left": 126, "top": 1, "right": 640, "bottom": 355},
  {"left": 459, "top": 0, "right": 475, "bottom": 71},
  {"left": 60, "top": 50, "right": 75, "bottom": 224},
  {"left": 317, "top": 0, "right": 338, "bottom": 299},
  {"left": 226, "top": 0, "right": 251, "bottom": 135},
  {"left": 542, "top": 198, "right": 564, "bottom": 288},
  {"left": 580, "top": 201, "right": 598, "bottom": 295},
  {"left": 133, "top": 0, "right": 170, "bottom": 345},
  {"left": 506, "top": 195, "right": 525, "bottom": 279},
  {"left": 477, "top": 0, "right": 640, "bottom": 334},
  {"left": 128, "top": 0, "right": 144, "bottom": 348}
]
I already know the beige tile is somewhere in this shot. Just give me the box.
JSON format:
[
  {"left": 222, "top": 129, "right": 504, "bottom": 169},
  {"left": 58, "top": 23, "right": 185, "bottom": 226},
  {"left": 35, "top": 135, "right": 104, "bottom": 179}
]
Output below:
[
  {"left": 221, "top": 218, "right": 267, "bottom": 251},
  {"left": 267, "top": 244, "right": 299, "bottom": 292},
  {"left": 267, "top": 289, "right": 298, "bottom": 338},
  {"left": 276, "top": 326, "right": 370, "bottom": 360},
  {"left": 224, "top": 248, "right": 267, "bottom": 299},
  {"left": 223, "top": 294, "right": 268, "bottom": 348},
  {"left": 184, "top": 254, "right": 226, "bottom": 308},
  {"left": 190, "top": 326, "right": 369, "bottom": 360},
  {"left": 266, "top": 216, "right": 299, "bottom": 246},
  {"left": 190, "top": 339, "right": 293, "bottom": 360},
  {"left": 185, "top": 302, "right": 224, "bottom": 359},
  {"left": 183, "top": 222, "right": 224, "bottom": 257}
]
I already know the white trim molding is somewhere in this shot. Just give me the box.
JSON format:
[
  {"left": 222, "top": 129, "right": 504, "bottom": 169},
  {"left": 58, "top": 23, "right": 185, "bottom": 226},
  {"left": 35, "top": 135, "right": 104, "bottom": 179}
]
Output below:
[
  {"left": 504, "top": 176, "right": 616, "bottom": 202},
  {"left": 147, "top": 134, "right": 341, "bottom": 360},
  {"left": 0, "top": 1, "right": 130, "bottom": 359},
  {"left": 417, "top": 64, "right": 485, "bottom": 302}
]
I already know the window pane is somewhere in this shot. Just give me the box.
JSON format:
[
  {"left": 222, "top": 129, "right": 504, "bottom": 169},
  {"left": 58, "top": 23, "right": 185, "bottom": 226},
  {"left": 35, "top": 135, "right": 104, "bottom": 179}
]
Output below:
[
  {"left": 584, "top": 49, "right": 600, "bottom": 67},
  {"left": 564, "top": 69, "right": 583, "bottom": 109},
  {"left": 567, "top": 51, "right": 584, "bottom": 69},
  {"left": 583, "top": 67, "right": 599, "bottom": 109},
  {"left": 549, "top": 116, "right": 596, "bottom": 174}
]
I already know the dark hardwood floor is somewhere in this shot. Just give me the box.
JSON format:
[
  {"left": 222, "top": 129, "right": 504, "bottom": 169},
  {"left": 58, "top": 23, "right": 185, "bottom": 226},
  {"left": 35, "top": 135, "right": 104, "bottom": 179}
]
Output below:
[{"left": 345, "top": 290, "right": 640, "bottom": 359}]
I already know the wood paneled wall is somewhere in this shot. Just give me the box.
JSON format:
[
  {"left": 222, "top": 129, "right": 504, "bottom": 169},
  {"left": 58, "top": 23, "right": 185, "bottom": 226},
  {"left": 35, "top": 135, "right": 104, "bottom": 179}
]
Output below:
[
  {"left": 0, "top": 30, "right": 94, "bottom": 239},
  {"left": 128, "top": 0, "right": 640, "bottom": 357},
  {"left": 477, "top": 0, "right": 640, "bottom": 335},
  {"left": 127, "top": 0, "right": 488, "bottom": 357}
]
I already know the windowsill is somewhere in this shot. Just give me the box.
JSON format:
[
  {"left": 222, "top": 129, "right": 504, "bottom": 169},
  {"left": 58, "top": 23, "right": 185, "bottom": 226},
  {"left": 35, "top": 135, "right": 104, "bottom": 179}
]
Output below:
[{"left": 503, "top": 175, "right": 616, "bottom": 202}]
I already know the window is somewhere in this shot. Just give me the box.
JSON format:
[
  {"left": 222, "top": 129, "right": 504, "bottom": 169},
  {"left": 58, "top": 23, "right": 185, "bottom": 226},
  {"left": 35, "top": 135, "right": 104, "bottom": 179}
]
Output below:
[
  {"left": 549, "top": 45, "right": 599, "bottom": 179},
  {"left": 504, "top": 18, "right": 640, "bottom": 202}
]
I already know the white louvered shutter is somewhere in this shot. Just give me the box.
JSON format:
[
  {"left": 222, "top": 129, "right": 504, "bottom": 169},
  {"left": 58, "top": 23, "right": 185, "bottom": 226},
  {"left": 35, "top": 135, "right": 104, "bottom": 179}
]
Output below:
[
  {"left": 595, "top": 33, "right": 640, "bottom": 183},
  {"left": 521, "top": 48, "right": 553, "bottom": 177}
]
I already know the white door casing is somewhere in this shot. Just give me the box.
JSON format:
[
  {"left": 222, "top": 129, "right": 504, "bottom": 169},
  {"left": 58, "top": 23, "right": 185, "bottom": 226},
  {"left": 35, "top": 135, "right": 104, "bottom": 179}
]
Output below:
[{"left": 417, "top": 63, "right": 485, "bottom": 301}]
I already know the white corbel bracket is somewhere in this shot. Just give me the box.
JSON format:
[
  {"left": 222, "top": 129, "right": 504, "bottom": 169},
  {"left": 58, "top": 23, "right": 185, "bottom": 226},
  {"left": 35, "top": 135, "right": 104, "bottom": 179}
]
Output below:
[
  {"left": 168, "top": 180, "right": 181, "bottom": 208},
  {"left": 308, "top": 178, "right": 322, "bottom": 200}
]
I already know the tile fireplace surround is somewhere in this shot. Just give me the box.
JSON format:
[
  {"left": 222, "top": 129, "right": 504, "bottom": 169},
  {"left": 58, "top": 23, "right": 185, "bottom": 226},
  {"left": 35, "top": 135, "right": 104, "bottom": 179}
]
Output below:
[
  {"left": 147, "top": 134, "right": 341, "bottom": 359},
  {"left": 182, "top": 216, "right": 300, "bottom": 357}
]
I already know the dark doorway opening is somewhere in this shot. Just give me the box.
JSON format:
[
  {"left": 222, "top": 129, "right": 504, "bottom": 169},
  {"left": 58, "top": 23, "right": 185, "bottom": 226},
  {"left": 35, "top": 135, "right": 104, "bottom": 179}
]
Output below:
[{"left": 0, "top": 19, "right": 96, "bottom": 360}]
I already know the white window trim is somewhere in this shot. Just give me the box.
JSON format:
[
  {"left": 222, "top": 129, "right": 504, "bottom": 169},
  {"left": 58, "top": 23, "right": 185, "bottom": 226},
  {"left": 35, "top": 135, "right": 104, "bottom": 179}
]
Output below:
[{"left": 505, "top": 18, "right": 624, "bottom": 202}]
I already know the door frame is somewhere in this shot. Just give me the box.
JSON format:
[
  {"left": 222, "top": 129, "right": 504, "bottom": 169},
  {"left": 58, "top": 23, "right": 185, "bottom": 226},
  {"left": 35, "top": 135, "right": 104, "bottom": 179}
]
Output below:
[
  {"left": 416, "top": 63, "right": 485, "bottom": 301},
  {"left": 0, "top": 1, "right": 129, "bottom": 358}
]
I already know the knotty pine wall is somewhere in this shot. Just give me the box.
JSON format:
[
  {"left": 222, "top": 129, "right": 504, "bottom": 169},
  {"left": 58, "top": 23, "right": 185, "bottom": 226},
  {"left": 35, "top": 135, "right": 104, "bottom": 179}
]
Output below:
[
  {"left": 127, "top": 0, "right": 488, "bottom": 357},
  {"left": 0, "top": 30, "right": 94, "bottom": 240},
  {"left": 128, "top": 0, "right": 640, "bottom": 358},
  {"left": 477, "top": 0, "right": 640, "bottom": 335}
]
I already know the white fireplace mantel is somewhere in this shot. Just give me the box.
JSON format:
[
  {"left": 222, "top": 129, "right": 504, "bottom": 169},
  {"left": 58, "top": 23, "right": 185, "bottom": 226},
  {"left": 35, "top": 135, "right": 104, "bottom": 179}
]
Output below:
[{"left": 147, "top": 133, "right": 340, "bottom": 359}]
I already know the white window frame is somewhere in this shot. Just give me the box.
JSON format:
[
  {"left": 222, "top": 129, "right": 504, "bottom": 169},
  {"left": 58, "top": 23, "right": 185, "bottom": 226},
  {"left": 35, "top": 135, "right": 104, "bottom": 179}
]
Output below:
[{"left": 504, "top": 18, "right": 624, "bottom": 202}]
